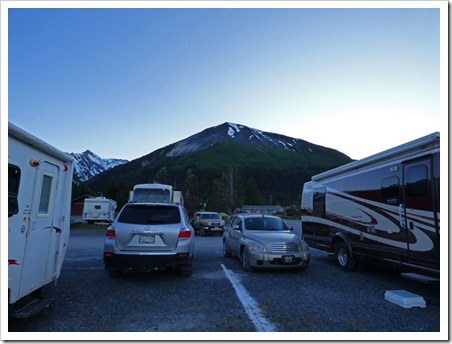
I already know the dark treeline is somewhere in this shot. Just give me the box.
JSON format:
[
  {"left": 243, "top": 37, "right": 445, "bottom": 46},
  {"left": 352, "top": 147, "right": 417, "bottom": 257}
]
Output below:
[{"left": 72, "top": 166, "right": 311, "bottom": 216}]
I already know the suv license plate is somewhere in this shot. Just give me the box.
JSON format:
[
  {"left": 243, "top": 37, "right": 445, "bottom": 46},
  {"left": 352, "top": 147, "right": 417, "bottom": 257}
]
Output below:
[
  {"left": 282, "top": 255, "right": 294, "bottom": 263},
  {"left": 139, "top": 235, "right": 155, "bottom": 244}
]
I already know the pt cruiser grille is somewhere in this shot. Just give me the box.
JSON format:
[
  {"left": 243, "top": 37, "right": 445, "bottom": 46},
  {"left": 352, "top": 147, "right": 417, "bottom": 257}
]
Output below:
[{"left": 268, "top": 242, "right": 300, "bottom": 253}]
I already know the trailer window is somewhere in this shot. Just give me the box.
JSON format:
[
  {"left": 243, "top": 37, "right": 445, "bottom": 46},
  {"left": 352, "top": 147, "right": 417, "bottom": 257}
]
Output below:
[
  {"left": 94, "top": 205, "right": 102, "bottom": 210},
  {"left": 313, "top": 187, "right": 326, "bottom": 216},
  {"left": 381, "top": 176, "right": 399, "bottom": 198},
  {"left": 8, "top": 164, "right": 21, "bottom": 217},
  {"left": 38, "top": 174, "right": 54, "bottom": 216},
  {"left": 406, "top": 165, "right": 428, "bottom": 196}
]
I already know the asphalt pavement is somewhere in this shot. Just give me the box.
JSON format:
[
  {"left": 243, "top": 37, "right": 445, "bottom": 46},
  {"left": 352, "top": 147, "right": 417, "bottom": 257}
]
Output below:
[{"left": 6, "top": 221, "right": 443, "bottom": 340}]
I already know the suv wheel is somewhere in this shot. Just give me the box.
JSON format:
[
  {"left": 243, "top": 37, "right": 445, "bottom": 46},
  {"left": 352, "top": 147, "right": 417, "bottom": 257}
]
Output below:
[
  {"left": 177, "top": 264, "right": 192, "bottom": 277},
  {"left": 106, "top": 267, "right": 123, "bottom": 278},
  {"left": 223, "top": 240, "right": 232, "bottom": 258}
]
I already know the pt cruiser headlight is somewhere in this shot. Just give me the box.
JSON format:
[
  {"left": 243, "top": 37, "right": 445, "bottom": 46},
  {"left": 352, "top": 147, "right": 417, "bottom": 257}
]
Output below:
[
  {"left": 248, "top": 242, "right": 266, "bottom": 252},
  {"left": 300, "top": 241, "right": 310, "bottom": 252}
]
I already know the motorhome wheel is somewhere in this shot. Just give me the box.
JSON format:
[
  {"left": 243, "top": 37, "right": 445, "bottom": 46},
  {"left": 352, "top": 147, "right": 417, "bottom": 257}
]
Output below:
[{"left": 334, "top": 242, "right": 357, "bottom": 271}]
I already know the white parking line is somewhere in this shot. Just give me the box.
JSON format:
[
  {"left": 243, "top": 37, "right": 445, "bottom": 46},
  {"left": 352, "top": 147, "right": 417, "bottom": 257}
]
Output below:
[{"left": 221, "top": 264, "right": 277, "bottom": 332}]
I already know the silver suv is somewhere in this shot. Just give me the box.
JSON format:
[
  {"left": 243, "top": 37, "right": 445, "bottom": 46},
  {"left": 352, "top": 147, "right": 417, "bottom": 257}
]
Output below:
[
  {"left": 223, "top": 214, "right": 310, "bottom": 271},
  {"left": 103, "top": 202, "right": 194, "bottom": 277}
]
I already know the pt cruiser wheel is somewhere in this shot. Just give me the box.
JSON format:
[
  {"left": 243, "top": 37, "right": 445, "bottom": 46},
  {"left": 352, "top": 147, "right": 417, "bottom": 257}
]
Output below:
[{"left": 241, "top": 248, "right": 252, "bottom": 272}]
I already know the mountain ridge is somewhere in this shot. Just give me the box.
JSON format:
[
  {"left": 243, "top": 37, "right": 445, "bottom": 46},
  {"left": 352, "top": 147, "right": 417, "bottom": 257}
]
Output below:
[{"left": 83, "top": 122, "right": 353, "bottom": 211}]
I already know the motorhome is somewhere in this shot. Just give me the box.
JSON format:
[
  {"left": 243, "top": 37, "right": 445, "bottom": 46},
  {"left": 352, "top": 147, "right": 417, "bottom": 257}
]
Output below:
[
  {"left": 129, "top": 183, "right": 184, "bottom": 204},
  {"left": 83, "top": 196, "right": 117, "bottom": 223},
  {"left": 301, "top": 133, "right": 440, "bottom": 281},
  {"left": 8, "top": 122, "right": 74, "bottom": 317}
]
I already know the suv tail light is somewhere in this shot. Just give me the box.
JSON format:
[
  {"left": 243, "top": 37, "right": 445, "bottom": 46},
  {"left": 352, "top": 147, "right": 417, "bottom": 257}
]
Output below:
[
  {"left": 178, "top": 228, "right": 192, "bottom": 240},
  {"left": 106, "top": 228, "right": 116, "bottom": 238}
]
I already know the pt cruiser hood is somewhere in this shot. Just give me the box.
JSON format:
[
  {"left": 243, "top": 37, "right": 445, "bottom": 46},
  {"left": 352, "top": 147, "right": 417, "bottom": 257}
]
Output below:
[{"left": 243, "top": 231, "right": 299, "bottom": 243}]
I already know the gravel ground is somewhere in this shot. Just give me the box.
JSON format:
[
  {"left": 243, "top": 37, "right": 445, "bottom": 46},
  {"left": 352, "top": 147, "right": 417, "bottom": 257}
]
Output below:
[{"left": 7, "top": 221, "right": 443, "bottom": 340}]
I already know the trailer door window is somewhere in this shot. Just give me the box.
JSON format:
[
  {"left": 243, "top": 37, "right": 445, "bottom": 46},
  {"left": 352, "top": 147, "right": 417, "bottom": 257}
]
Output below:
[
  {"left": 38, "top": 174, "right": 54, "bottom": 216},
  {"left": 8, "top": 164, "right": 21, "bottom": 217},
  {"left": 406, "top": 165, "right": 428, "bottom": 196}
]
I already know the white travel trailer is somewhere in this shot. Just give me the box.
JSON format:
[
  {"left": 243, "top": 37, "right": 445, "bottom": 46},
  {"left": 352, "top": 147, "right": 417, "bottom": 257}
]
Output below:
[
  {"left": 83, "top": 196, "right": 117, "bottom": 223},
  {"left": 301, "top": 132, "right": 440, "bottom": 281},
  {"left": 129, "top": 183, "right": 184, "bottom": 204},
  {"left": 8, "top": 122, "right": 74, "bottom": 318}
]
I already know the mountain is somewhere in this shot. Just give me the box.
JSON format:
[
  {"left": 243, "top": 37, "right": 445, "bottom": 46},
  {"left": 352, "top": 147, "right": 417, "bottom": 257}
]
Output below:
[
  {"left": 85, "top": 122, "right": 353, "bottom": 211},
  {"left": 70, "top": 150, "right": 128, "bottom": 182}
]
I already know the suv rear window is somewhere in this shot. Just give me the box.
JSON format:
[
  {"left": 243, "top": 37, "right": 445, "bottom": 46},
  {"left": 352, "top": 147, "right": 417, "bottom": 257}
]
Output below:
[{"left": 118, "top": 205, "right": 181, "bottom": 225}]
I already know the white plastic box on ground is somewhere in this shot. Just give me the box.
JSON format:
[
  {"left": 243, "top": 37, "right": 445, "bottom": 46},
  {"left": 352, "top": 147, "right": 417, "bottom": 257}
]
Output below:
[{"left": 384, "top": 290, "right": 426, "bottom": 309}]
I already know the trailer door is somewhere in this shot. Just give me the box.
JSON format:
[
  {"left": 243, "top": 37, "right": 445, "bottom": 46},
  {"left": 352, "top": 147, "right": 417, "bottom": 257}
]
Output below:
[
  {"left": 20, "top": 161, "right": 60, "bottom": 296},
  {"left": 402, "top": 156, "right": 439, "bottom": 266}
]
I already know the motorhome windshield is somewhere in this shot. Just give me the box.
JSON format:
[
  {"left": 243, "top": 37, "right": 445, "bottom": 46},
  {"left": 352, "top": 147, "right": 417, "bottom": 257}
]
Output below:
[{"left": 133, "top": 188, "right": 171, "bottom": 202}]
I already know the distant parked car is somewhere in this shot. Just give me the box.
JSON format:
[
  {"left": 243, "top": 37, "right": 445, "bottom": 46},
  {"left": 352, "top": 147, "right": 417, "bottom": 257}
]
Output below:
[
  {"left": 223, "top": 214, "right": 310, "bottom": 271},
  {"left": 192, "top": 211, "right": 226, "bottom": 236},
  {"left": 103, "top": 202, "right": 194, "bottom": 277}
]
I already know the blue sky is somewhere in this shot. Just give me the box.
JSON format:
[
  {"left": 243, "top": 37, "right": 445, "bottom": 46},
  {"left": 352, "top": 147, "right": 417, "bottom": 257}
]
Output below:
[{"left": 4, "top": 2, "right": 446, "bottom": 161}]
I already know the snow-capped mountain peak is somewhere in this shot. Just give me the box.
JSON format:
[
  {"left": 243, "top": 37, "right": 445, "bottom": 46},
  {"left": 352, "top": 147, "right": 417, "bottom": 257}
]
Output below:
[
  {"left": 70, "top": 150, "right": 128, "bottom": 182},
  {"left": 165, "top": 122, "right": 309, "bottom": 158}
]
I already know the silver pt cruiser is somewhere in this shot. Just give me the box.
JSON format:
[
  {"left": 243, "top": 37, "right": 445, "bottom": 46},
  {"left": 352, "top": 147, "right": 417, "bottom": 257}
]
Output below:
[{"left": 223, "top": 214, "right": 310, "bottom": 271}]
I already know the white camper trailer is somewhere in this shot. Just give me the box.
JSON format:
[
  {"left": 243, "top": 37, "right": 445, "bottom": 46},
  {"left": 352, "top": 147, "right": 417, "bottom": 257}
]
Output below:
[
  {"left": 83, "top": 196, "right": 117, "bottom": 223},
  {"left": 8, "top": 122, "right": 74, "bottom": 318},
  {"left": 129, "top": 183, "right": 184, "bottom": 204}
]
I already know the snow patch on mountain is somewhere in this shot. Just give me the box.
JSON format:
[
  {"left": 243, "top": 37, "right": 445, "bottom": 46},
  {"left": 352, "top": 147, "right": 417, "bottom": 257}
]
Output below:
[{"left": 166, "top": 141, "right": 201, "bottom": 157}]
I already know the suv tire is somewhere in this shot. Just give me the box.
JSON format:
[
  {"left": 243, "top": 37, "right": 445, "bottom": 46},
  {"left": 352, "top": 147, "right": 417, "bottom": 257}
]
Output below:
[
  {"left": 177, "top": 264, "right": 192, "bottom": 277},
  {"left": 223, "top": 240, "right": 232, "bottom": 258},
  {"left": 107, "top": 268, "right": 122, "bottom": 278}
]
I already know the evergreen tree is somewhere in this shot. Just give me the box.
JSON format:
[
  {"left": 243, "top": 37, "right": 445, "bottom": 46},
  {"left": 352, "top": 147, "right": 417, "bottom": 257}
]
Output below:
[
  {"left": 156, "top": 167, "right": 168, "bottom": 184},
  {"left": 184, "top": 168, "right": 200, "bottom": 216},
  {"left": 72, "top": 182, "right": 94, "bottom": 199},
  {"left": 209, "top": 172, "right": 229, "bottom": 212},
  {"left": 106, "top": 180, "right": 129, "bottom": 209},
  {"left": 244, "top": 177, "right": 264, "bottom": 205}
]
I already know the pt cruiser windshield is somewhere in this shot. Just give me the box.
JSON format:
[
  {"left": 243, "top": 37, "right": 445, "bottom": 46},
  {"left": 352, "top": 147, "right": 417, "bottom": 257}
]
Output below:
[{"left": 244, "top": 217, "right": 289, "bottom": 231}]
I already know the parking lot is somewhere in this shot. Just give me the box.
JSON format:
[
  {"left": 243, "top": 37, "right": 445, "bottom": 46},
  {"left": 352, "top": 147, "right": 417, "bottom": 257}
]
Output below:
[{"left": 7, "top": 220, "right": 442, "bottom": 340}]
